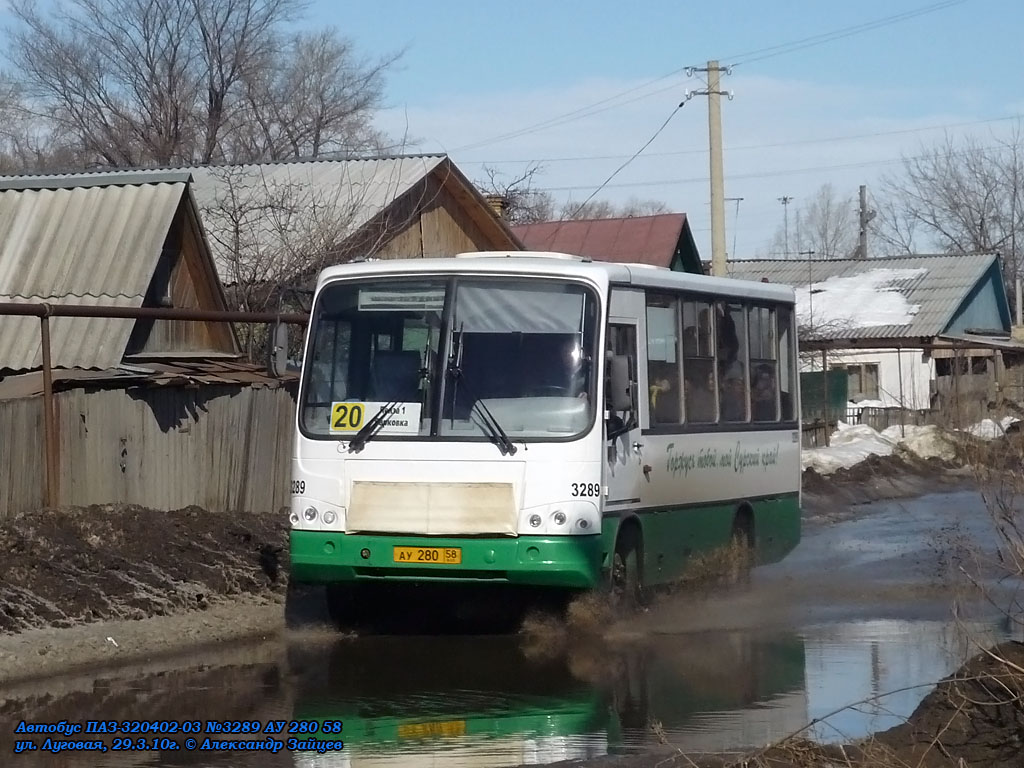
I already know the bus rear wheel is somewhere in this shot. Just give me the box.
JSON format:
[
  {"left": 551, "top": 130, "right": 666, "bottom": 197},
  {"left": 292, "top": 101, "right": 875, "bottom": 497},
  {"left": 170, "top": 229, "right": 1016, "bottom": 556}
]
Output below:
[
  {"left": 611, "top": 528, "right": 645, "bottom": 610},
  {"left": 726, "top": 512, "right": 755, "bottom": 586}
]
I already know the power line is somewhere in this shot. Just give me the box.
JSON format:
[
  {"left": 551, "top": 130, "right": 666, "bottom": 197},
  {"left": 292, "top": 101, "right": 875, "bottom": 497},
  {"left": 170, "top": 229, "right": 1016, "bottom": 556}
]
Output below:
[
  {"left": 530, "top": 137, "right": 1018, "bottom": 193},
  {"left": 556, "top": 103, "right": 685, "bottom": 224},
  {"left": 464, "top": 114, "right": 1022, "bottom": 166},
  {"left": 721, "top": 0, "right": 968, "bottom": 67},
  {"left": 450, "top": 1, "right": 969, "bottom": 154},
  {"left": 450, "top": 74, "right": 689, "bottom": 154}
]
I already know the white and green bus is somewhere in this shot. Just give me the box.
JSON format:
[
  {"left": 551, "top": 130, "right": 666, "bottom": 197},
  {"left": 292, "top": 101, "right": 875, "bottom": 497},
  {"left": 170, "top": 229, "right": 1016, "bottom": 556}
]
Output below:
[{"left": 289, "top": 252, "right": 801, "bottom": 623}]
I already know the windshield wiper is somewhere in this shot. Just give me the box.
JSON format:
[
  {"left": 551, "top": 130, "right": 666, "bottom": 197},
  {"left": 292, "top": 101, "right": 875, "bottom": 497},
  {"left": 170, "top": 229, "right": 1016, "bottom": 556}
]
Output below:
[
  {"left": 347, "top": 399, "right": 400, "bottom": 453},
  {"left": 446, "top": 363, "right": 517, "bottom": 456}
]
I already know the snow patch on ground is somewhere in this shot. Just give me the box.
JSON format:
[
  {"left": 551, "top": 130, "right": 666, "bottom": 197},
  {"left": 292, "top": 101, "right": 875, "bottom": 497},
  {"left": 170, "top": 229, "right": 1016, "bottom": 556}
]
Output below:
[
  {"left": 963, "top": 416, "right": 1020, "bottom": 439},
  {"left": 803, "top": 419, "right": 981, "bottom": 475}
]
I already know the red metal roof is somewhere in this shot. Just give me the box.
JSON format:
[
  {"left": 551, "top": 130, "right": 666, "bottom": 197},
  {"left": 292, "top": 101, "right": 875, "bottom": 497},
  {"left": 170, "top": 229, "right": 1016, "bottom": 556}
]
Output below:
[{"left": 511, "top": 213, "right": 687, "bottom": 267}]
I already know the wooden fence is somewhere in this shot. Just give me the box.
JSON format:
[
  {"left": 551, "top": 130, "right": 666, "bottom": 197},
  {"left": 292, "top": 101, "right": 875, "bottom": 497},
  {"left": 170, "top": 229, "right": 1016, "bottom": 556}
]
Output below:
[{"left": 0, "top": 384, "right": 296, "bottom": 521}]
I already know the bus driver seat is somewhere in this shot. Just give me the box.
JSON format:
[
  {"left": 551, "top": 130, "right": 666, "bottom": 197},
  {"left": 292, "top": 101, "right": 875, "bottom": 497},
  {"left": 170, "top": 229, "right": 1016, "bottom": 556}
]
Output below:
[{"left": 369, "top": 350, "right": 422, "bottom": 402}]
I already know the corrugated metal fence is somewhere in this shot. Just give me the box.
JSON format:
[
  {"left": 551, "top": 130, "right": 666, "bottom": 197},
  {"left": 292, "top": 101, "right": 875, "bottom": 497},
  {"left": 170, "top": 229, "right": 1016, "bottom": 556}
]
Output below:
[{"left": 0, "top": 385, "right": 296, "bottom": 521}]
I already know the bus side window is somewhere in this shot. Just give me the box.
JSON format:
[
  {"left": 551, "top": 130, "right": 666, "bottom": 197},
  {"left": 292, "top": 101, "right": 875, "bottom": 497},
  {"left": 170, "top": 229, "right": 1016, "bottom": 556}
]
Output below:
[
  {"left": 682, "top": 299, "right": 717, "bottom": 423},
  {"left": 749, "top": 305, "right": 779, "bottom": 422},
  {"left": 777, "top": 305, "right": 797, "bottom": 421},
  {"left": 645, "top": 293, "right": 682, "bottom": 425},
  {"left": 717, "top": 301, "right": 749, "bottom": 423}
]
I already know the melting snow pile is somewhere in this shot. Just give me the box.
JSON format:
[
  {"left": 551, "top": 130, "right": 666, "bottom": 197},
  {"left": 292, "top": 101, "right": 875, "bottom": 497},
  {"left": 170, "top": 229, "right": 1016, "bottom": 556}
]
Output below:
[
  {"left": 803, "top": 416, "right": 1021, "bottom": 475},
  {"left": 802, "top": 422, "right": 959, "bottom": 475},
  {"left": 796, "top": 268, "right": 927, "bottom": 331},
  {"left": 802, "top": 423, "right": 896, "bottom": 474},
  {"left": 963, "top": 416, "right": 1020, "bottom": 439}
]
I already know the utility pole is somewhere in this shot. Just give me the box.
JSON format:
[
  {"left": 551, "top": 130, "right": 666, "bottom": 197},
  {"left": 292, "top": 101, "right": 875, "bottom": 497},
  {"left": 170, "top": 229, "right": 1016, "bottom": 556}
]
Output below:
[
  {"left": 685, "top": 61, "right": 732, "bottom": 276},
  {"left": 857, "top": 184, "right": 875, "bottom": 259},
  {"left": 725, "top": 196, "right": 743, "bottom": 258},
  {"left": 778, "top": 196, "right": 793, "bottom": 257}
]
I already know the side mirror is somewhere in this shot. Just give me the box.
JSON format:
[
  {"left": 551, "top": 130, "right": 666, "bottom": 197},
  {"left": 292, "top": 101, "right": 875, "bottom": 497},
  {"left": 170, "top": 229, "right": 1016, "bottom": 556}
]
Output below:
[
  {"left": 268, "top": 322, "right": 288, "bottom": 378},
  {"left": 606, "top": 354, "right": 633, "bottom": 412}
]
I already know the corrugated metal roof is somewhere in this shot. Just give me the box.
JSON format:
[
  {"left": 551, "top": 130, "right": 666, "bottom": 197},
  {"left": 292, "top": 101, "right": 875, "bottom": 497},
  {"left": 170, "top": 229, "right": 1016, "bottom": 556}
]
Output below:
[
  {"left": 0, "top": 178, "right": 187, "bottom": 371},
  {"left": 0, "top": 156, "right": 450, "bottom": 279},
  {"left": 512, "top": 213, "right": 687, "bottom": 267},
  {"left": 186, "top": 156, "right": 447, "bottom": 276},
  {"left": 0, "top": 358, "right": 298, "bottom": 400},
  {"left": 726, "top": 254, "right": 997, "bottom": 339}
]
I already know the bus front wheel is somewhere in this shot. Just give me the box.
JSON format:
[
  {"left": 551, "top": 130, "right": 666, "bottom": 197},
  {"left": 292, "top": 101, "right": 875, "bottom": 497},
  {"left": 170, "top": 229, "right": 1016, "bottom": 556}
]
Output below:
[{"left": 611, "top": 526, "right": 645, "bottom": 610}]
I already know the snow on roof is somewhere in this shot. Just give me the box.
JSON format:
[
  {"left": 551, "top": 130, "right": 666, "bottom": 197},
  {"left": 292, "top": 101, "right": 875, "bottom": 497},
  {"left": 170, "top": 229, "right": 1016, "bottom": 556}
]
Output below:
[
  {"left": 727, "top": 254, "right": 998, "bottom": 340},
  {"left": 797, "top": 267, "right": 927, "bottom": 334}
]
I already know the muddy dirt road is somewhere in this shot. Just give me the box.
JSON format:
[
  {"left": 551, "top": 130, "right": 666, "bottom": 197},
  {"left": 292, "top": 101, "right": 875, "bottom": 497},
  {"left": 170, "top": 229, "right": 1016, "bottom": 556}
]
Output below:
[{"left": 1, "top": 488, "right": 1020, "bottom": 767}]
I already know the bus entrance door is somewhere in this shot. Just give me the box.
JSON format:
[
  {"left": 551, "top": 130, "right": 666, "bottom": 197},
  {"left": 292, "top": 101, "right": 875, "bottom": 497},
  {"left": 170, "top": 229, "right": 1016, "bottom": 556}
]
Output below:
[{"left": 604, "top": 320, "right": 643, "bottom": 508}]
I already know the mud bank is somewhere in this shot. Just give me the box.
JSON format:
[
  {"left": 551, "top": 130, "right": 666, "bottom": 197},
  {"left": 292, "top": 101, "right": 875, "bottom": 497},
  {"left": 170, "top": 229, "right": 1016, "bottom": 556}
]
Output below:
[
  {"left": 801, "top": 452, "right": 975, "bottom": 523},
  {"left": 0, "top": 504, "right": 289, "bottom": 684},
  {"left": 537, "top": 640, "right": 1024, "bottom": 768}
]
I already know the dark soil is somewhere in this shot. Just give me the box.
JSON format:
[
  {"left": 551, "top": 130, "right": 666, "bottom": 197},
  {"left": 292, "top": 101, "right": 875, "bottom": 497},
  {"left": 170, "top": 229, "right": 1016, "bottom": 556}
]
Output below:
[
  {"left": 0, "top": 504, "right": 289, "bottom": 634},
  {"left": 801, "top": 451, "right": 971, "bottom": 521}
]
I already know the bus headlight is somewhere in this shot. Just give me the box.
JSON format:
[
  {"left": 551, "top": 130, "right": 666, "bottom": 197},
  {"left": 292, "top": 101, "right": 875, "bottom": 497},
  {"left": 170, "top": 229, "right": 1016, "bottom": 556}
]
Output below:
[
  {"left": 303, "top": 506, "right": 318, "bottom": 522},
  {"left": 529, "top": 514, "right": 542, "bottom": 528},
  {"left": 323, "top": 510, "right": 337, "bottom": 525},
  {"left": 553, "top": 511, "right": 567, "bottom": 526},
  {"left": 577, "top": 518, "right": 590, "bottom": 530},
  {"left": 289, "top": 512, "right": 300, "bottom": 525}
]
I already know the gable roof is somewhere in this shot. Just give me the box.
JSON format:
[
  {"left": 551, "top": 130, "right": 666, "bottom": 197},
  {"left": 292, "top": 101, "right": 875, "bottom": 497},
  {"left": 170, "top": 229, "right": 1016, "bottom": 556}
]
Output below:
[
  {"left": 2, "top": 155, "right": 524, "bottom": 281},
  {"left": 511, "top": 213, "right": 696, "bottom": 269},
  {"left": 0, "top": 172, "right": 228, "bottom": 372},
  {"left": 727, "top": 254, "right": 1002, "bottom": 340}
]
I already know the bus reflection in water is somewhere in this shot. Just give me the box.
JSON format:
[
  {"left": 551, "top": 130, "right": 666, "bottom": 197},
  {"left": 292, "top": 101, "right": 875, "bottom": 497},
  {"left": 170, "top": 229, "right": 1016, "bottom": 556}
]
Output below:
[{"left": 287, "top": 630, "right": 808, "bottom": 766}]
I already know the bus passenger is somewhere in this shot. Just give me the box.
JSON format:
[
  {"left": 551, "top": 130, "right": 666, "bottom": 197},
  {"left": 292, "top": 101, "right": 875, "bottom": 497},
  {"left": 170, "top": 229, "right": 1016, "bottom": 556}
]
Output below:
[
  {"left": 751, "top": 364, "right": 777, "bottom": 421},
  {"left": 684, "top": 367, "right": 716, "bottom": 422},
  {"left": 719, "top": 362, "right": 747, "bottom": 421}
]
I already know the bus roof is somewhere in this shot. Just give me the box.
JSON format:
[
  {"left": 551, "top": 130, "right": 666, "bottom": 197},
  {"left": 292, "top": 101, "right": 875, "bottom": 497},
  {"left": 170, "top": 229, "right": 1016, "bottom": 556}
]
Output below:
[{"left": 315, "top": 252, "right": 796, "bottom": 304}]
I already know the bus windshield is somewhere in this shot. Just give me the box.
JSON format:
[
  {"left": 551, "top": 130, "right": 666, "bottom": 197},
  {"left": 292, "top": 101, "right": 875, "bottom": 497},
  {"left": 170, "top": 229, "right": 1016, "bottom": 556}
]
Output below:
[{"left": 300, "top": 276, "right": 599, "bottom": 441}]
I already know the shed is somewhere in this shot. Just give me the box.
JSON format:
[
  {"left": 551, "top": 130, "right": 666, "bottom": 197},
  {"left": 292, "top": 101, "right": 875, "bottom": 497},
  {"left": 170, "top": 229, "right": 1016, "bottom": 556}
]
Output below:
[{"left": 0, "top": 171, "right": 238, "bottom": 375}]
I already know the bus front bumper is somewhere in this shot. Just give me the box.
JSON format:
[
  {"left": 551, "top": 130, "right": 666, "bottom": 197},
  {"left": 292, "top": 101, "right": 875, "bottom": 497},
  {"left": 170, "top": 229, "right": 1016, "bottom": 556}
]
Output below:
[{"left": 290, "top": 531, "right": 604, "bottom": 590}]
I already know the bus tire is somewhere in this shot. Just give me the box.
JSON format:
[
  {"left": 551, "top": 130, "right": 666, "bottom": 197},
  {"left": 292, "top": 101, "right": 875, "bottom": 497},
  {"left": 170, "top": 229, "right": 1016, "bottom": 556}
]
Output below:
[
  {"left": 325, "top": 583, "right": 364, "bottom": 632},
  {"left": 727, "top": 508, "right": 755, "bottom": 586},
  {"left": 611, "top": 524, "right": 645, "bottom": 610},
  {"left": 284, "top": 580, "right": 330, "bottom": 629}
]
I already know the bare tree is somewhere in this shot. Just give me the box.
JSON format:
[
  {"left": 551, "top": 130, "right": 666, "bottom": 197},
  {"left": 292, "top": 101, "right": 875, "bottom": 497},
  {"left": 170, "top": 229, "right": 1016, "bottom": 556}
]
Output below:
[
  {"left": 476, "top": 164, "right": 556, "bottom": 225},
  {"left": 229, "top": 30, "right": 396, "bottom": 161},
  {"left": 558, "top": 196, "right": 671, "bottom": 220},
  {"left": 874, "top": 130, "right": 1024, "bottom": 298},
  {"left": 7, "top": 0, "right": 396, "bottom": 169},
  {"left": 763, "top": 184, "right": 857, "bottom": 259}
]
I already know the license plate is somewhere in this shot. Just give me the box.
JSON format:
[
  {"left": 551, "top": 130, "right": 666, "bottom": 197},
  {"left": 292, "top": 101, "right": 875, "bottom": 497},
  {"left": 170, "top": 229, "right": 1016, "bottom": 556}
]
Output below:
[
  {"left": 397, "top": 720, "right": 466, "bottom": 739},
  {"left": 393, "top": 546, "right": 462, "bottom": 564}
]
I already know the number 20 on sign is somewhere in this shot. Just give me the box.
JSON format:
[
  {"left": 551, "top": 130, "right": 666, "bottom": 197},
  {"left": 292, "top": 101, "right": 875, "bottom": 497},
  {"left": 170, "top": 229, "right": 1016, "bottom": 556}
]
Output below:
[{"left": 330, "top": 402, "right": 365, "bottom": 432}]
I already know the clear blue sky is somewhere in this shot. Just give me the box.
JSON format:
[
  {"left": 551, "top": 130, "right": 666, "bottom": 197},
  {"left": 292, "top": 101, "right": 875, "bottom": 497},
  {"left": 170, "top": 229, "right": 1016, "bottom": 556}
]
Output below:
[
  {"left": 307, "top": 0, "right": 1017, "bottom": 116},
  {"left": 298, "top": 0, "right": 1021, "bottom": 257},
  {"left": 15, "top": 1, "right": 1023, "bottom": 257}
]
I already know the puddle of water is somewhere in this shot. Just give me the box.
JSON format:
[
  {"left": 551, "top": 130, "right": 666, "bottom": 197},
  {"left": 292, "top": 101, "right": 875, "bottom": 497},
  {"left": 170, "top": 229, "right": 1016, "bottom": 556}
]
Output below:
[
  {"left": 2, "top": 489, "right": 1022, "bottom": 767},
  {"left": 2, "top": 615, "right": 1020, "bottom": 768}
]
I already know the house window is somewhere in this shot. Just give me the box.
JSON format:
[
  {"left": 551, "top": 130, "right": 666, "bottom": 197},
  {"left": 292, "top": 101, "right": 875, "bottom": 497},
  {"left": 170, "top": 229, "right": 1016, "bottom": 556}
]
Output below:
[
  {"left": 843, "top": 363, "right": 879, "bottom": 401},
  {"left": 936, "top": 357, "right": 969, "bottom": 376}
]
